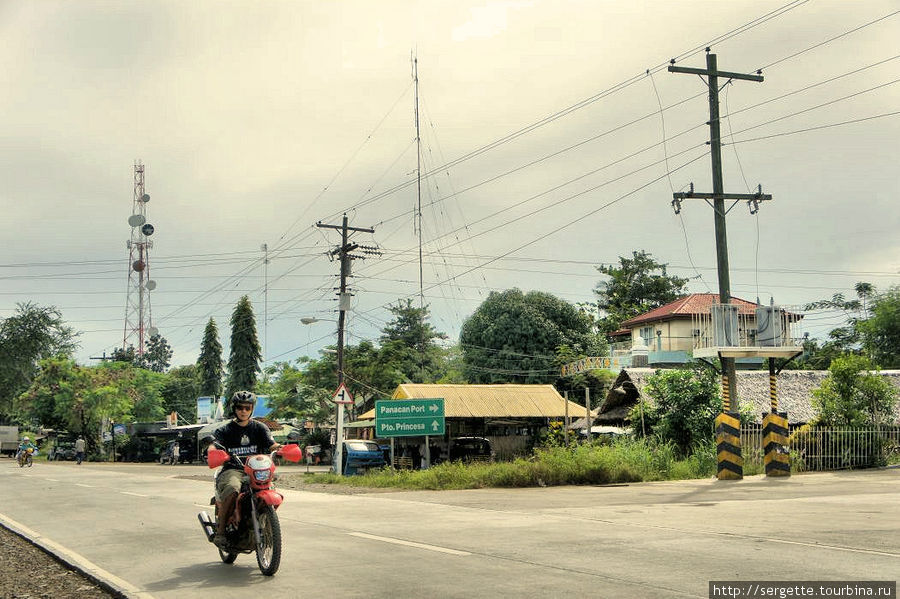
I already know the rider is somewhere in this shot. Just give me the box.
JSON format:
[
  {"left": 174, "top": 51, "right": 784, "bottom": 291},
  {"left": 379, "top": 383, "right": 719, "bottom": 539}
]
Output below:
[
  {"left": 211, "top": 391, "right": 280, "bottom": 548},
  {"left": 16, "top": 436, "right": 37, "bottom": 462}
]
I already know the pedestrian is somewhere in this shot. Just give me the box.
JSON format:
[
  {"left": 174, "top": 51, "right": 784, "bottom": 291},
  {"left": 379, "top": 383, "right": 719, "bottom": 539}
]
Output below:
[
  {"left": 74, "top": 436, "right": 86, "bottom": 465},
  {"left": 172, "top": 442, "right": 180, "bottom": 465}
]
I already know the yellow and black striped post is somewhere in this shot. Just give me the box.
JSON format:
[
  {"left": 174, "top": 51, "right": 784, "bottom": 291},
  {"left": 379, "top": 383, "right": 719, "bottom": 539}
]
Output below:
[
  {"left": 763, "top": 358, "right": 790, "bottom": 476},
  {"left": 762, "top": 411, "right": 790, "bottom": 476},
  {"left": 721, "top": 373, "right": 731, "bottom": 412},
  {"left": 716, "top": 412, "right": 742, "bottom": 479}
]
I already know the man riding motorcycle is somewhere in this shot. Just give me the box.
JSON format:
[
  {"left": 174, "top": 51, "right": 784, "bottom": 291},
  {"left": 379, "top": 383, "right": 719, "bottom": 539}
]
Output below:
[
  {"left": 211, "top": 391, "right": 280, "bottom": 549},
  {"left": 16, "top": 436, "right": 37, "bottom": 462}
]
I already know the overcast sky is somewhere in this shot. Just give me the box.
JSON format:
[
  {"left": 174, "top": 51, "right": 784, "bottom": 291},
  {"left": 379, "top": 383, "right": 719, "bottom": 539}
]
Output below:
[{"left": 1, "top": 0, "right": 898, "bottom": 370}]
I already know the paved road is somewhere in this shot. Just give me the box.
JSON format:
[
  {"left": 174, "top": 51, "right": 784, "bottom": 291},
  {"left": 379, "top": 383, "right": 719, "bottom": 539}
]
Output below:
[{"left": 1, "top": 460, "right": 898, "bottom": 599}]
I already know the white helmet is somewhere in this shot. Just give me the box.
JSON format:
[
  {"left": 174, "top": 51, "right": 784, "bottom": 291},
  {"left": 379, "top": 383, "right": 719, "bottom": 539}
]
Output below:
[{"left": 23, "top": 436, "right": 29, "bottom": 441}]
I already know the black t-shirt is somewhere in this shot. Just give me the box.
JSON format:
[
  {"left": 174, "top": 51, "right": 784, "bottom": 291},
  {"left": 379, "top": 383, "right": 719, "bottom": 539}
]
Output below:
[{"left": 213, "top": 420, "right": 275, "bottom": 471}]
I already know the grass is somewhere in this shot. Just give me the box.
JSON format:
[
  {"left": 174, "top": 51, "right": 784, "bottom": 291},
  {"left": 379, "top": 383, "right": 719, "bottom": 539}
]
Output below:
[{"left": 302, "top": 438, "right": 720, "bottom": 491}]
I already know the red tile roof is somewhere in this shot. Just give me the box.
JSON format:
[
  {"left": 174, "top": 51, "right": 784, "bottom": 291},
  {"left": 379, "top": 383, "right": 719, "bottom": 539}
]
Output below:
[{"left": 620, "top": 293, "right": 759, "bottom": 328}]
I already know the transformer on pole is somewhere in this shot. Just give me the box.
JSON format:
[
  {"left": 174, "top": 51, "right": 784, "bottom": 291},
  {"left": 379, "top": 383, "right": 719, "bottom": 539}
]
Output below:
[{"left": 122, "top": 161, "right": 158, "bottom": 355}]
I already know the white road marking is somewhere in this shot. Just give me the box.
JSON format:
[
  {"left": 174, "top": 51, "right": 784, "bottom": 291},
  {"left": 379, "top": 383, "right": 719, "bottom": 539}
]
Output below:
[
  {"left": 45, "top": 478, "right": 60, "bottom": 482},
  {"left": 120, "top": 491, "right": 148, "bottom": 497},
  {"left": 194, "top": 504, "right": 212, "bottom": 509},
  {"left": 75, "top": 483, "right": 94, "bottom": 488},
  {"left": 349, "top": 532, "right": 470, "bottom": 556},
  {"left": 0, "top": 511, "right": 154, "bottom": 599}
]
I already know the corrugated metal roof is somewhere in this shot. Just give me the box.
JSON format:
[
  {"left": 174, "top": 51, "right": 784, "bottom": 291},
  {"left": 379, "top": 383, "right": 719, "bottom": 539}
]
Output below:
[{"left": 357, "top": 384, "right": 583, "bottom": 419}]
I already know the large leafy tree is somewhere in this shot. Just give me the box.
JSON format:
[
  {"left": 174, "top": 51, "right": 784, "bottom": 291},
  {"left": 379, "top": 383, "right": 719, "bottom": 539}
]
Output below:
[
  {"left": 16, "top": 359, "right": 165, "bottom": 453},
  {"left": 160, "top": 364, "right": 201, "bottom": 422},
  {"left": 459, "top": 289, "right": 604, "bottom": 384},
  {"left": 138, "top": 334, "right": 173, "bottom": 373},
  {"left": 197, "top": 318, "right": 224, "bottom": 397},
  {"left": 812, "top": 355, "right": 897, "bottom": 426},
  {"left": 859, "top": 286, "right": 900, "bottom": 368},
  {"left": 0, "top": 302, "right": 78, "bottom": 422},
  {"left": 227, "top": 296, "right": 261, "bottom": 397},
  {"left": 380, "top": 299, "right": 447, "bottom": 384},
  {"left": 594, "top": 251, "right": 688, "bottom": 334},
  {"left": 259, "top": 360, "right": 331, "bottom": 424}
]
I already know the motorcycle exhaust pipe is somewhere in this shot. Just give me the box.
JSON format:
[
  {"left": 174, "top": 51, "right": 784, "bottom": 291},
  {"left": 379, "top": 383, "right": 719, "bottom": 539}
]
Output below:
[{"left": 197, "top": 511, "right": 216, "bottom": 542}]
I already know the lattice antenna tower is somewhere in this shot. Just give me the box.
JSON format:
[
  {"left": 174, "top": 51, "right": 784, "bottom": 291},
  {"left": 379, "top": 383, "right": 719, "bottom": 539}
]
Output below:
[{"left": 122, "top": 161, "right": 158, "bottom": 355}]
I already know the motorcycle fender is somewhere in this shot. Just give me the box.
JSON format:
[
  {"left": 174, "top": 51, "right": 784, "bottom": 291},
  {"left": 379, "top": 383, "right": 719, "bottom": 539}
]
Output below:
[{"left": 255, "top": 489, "right": 283, "bottom": 507}]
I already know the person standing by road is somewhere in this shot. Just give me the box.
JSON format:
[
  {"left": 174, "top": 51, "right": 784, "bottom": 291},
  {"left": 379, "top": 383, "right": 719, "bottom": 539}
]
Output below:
[
  {"left": 172, "top": 442, "right": 180, "bottom": 465},
  {"left": 211, "top": 391, "right": 280, "bottom": 549},
  {"left": 74, "top": 436, "right": 85, "bottom": 465}
]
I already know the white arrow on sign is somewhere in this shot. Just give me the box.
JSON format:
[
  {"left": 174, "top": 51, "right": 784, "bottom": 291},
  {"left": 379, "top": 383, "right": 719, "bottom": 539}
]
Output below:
[
  {"left": 332, "top": 382, "right": 354, "bottom": 405},
  {"left": 432, "top": 420, "right": 440, "bottom": 432},
  {"left": 429, "top": 404, "right": 438, "bottom": 413}
]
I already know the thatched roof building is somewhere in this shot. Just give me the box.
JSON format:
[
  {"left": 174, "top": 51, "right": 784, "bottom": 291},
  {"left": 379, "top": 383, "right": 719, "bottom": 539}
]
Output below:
[{"left": 597, "top": 368, "right": 900, "bottom": 426}]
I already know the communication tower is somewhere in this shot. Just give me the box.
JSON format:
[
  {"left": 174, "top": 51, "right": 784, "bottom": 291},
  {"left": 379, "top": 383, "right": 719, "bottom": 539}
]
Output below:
[{"left": 122, "top": 161, "right": 158, "bottom": 355}]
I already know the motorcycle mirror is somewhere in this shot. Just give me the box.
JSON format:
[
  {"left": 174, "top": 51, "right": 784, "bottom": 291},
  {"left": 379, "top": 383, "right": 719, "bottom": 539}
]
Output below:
[
  {"left": 278, "top": 444, "right": 302, "bottom": 463},
  {"left": 207, "top": 448, "right": 229, "bottom": 469}
]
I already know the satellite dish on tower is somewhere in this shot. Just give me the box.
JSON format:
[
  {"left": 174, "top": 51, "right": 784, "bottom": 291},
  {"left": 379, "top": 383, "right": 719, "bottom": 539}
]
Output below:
[
  {"left": 141, "top": 223, "right": 155, "bottom": 236},
  {"left": 132, "top": 260, "right": 145, "bottom": 272},
  {"left": 141, "top": 194, "right": 150, "bottom": 203},
  {"left": 128, "top": 214, "right": 146, "bottom": 227},
  {"left": 145, "top": 280, "right": 157, "bottom": 291},
  {"left": 147, "top": 326, "right": 159, "bottom": 337}
]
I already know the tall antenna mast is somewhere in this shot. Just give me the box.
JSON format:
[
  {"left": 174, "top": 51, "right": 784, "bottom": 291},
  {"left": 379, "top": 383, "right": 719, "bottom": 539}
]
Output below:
[
  {"left": 413, "top": 52, "right": 426, "bottom": 382},
  {"left": 414, "top": 53, "right": 424, "bottom": 310},
  {"left": 122, "top": 161, "right": 158, "bottom": 354}
]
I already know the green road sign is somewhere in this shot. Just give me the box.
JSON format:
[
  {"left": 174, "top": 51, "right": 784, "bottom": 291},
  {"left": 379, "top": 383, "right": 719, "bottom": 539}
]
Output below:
[{"left": 375, "top": 398, "right": 445, "bottom": 438}]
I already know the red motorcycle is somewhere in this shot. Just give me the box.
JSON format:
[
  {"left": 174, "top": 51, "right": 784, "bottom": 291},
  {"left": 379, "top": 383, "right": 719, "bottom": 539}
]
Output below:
[{"left": 198, "top": 443, "right": 302, "bottom": 576}]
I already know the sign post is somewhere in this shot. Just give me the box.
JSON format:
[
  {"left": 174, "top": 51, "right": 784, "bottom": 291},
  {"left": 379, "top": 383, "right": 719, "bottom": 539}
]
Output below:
[{"left": 332, "top": 383, "right": 353, "bottom": 475}]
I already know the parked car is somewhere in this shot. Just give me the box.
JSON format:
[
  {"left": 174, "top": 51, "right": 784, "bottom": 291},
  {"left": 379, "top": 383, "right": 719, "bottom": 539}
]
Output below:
[
  {"left": 448, "top": 437, "right": 495, "bottom": 463},
  {"left": 338, "top": 439, "right": 386, "bottom": 475}
]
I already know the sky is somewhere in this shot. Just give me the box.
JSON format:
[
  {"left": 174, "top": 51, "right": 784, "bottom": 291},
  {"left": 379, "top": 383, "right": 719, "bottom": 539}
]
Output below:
[{"left": 1, "top": 0, "right": 898, "bottom": 370}]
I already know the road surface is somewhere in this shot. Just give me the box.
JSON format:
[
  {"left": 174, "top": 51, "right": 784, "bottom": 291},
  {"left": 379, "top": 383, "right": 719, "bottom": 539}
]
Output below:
[{"left": 1, "top": 460, "right": 897, "bottom": 598}]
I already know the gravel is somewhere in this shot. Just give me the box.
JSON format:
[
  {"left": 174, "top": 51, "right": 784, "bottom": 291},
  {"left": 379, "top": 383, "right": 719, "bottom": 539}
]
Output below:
[{"left": 0, "top": 525, "right": 118, "bottom": 599}]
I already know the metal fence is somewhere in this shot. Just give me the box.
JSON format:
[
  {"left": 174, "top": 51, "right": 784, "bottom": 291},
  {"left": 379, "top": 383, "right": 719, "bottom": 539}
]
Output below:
[{"left": 741, "top": 425, "right": 900, "bottom": 471}]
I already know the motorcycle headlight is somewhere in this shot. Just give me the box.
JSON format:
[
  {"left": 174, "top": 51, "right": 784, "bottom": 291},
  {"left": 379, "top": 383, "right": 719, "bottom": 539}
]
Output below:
[{"left": 254, "top": 470, "right": 271, "bottom": 482}]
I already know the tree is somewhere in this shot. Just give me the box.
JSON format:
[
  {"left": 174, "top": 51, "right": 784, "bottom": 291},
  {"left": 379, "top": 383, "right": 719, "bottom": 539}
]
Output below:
[
  {"left": 858, "top": 286, "right": 900, "bottom": 368},
  {"left": 594, "top": 251, "right": 688, "bottom": 334},
  {"left": 160, "top": 364, "right": 201, "bottom": 422},
  {"left": 16, "top": 359, "right": 166, "bottom": 454},
  {"left": 0, "top": 302, "right": 78, "bottom": 422},
  {"left": 812, "top": 355, "right": 897, "bottom": 426},
  {"left": 138, "top": 334, "right": 173, "bottom": 373},
  {"left": 111, "top": 345, "right": 137, "bottom": 364},
  {"left": 197, "top": 318, "right": 224, "bottom": 397},
  {"left": 380, "top": 299, "right": 448, "bottom": 384},
  {"left": 459, "top": 289, "right": 604, "bottom": 384},
  {"left": 227, "top": 296, "right": 261, "bottom": 397},
  {"left": 259, "top": 360, "right": 331, "bottom": 424},
  {"left": 628, "top": 367, "right": 721, "bottom": 455}
]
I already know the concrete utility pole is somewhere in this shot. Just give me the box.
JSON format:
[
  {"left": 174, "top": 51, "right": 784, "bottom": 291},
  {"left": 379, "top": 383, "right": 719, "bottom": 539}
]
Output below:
[
  {"left": 668, "top": 51, "right": 771, "bottom": 407},
  {"left": 316, "top": 214, "right": 377, "bottom": 475}
]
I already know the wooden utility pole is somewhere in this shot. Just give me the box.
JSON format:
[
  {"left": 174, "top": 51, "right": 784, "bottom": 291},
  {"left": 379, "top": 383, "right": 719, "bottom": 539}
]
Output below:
[
  {"left": 316, "top": 214, "right": 376, "bottom": 475},
  {"left": 668, "top": 51, "right": 771, "bottom": 407}
]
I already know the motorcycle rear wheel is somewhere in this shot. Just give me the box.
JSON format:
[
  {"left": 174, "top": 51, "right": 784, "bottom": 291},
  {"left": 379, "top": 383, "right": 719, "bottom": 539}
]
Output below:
[
  {"left": 218, "top": 547, "right": 238, "bottom": 564},
  {"left": 255, "top": 504, "right": 282, "bottom": 576}
]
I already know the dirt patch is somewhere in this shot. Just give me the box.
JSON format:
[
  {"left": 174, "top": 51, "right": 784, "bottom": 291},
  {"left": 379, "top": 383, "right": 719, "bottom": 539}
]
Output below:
[{"left": 0, "top": 525, "right": 118, "bottom": 599}]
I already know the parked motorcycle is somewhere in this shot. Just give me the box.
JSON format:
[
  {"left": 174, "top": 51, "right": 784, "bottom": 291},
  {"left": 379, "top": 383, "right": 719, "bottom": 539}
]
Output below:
[
  {"left": 197, "top": 443, "right": 302, "bottom": 576},
  {"left": 18, "top": 447, "right": 34, "bottom": 468}
]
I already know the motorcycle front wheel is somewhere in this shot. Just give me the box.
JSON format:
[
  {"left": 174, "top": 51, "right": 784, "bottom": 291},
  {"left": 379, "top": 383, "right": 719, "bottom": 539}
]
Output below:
[{"left": 255, "top": 504, "right": 282, "bottom": 576}]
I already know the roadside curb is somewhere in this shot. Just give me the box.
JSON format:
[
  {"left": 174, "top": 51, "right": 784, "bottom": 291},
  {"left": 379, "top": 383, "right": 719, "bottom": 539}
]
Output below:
[{"left": 0, "top": 511, "right": 155, "bottom": 599}]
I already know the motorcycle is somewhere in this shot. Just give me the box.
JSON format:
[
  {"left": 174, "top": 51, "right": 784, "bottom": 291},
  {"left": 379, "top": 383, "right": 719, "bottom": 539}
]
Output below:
[
  {"left": 18, "top": 447, "right": 34, "bottom": 468},
  {"left": 197, "top": 443, "right": 302, "bottom": 576}
]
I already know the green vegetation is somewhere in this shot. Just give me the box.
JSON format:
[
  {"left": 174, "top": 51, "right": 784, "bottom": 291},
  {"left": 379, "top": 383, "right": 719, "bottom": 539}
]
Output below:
[
  {"left": 227, "top": 295, "right": 262, "bottom": 397},
  {"left": 197, "top": 318, "right": 224, "bottom": 397},
  {"left": 812, "top": 355, "right": 897, "bottom": 426},
  {"left": 301, "top": 438, "right": 718, "bottom": 490}
]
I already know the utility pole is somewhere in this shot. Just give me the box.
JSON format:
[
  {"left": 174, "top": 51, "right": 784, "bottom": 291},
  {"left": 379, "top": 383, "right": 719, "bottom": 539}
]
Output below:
[
  {"left": 669, "top": 50, "right": 772, "bottom": 480},
  {"left": 316, "top": 214, "right": 378, "bottom": 475}
]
